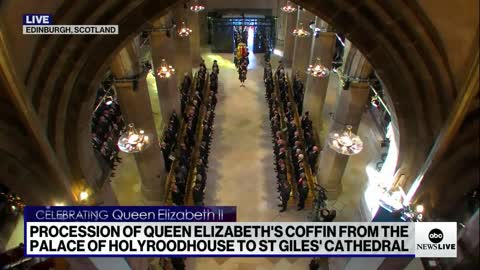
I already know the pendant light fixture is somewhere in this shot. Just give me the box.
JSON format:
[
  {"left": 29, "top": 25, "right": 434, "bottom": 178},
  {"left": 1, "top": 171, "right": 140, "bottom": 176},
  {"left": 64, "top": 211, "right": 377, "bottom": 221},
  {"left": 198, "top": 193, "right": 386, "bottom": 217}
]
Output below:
[
  {"left": 281, "top": 1, "right": 297, "bottom": 13},
  {"left": 156, "top": 59, "right": 175, "bottom": 79},
  {"left": 117, "top": 123, "right": 151, "bottom": 153},
  {"left": 190, "top": 0, "right": 205, "bottom": 12},
  {"left": 293, "top": 23, "right": 310, "bottom": 37},
  {"left": 307, "top": 58, "right": 330, "bottom": 78},
  {"left": 178, "top": 21, "right": 192, "bottom": 37},
  {"left": 328, "top": 125, "right": 363, "bottom": 155}
]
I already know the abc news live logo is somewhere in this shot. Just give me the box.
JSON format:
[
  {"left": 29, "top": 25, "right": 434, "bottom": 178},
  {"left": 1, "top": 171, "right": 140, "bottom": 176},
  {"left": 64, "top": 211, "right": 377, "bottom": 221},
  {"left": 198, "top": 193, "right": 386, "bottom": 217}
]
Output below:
[
  {"left": 415, "top": 222, "right": 457, "bottom": 257},
  {"left": 22, "top": 14, "right": 118, "bottom": 35}
]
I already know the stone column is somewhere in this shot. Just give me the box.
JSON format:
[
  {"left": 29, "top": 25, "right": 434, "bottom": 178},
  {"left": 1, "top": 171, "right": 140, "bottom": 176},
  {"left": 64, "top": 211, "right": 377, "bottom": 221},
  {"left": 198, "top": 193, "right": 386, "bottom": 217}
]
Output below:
[
  {"left": 291, "top": 9, "right": 315, "bottom": 82},
  {"left": 282, "top": 7, "right": 297, "bottom": 67},
  {"left": 316, "top": 46, "right": 372, "bottom": 199},
  {"left": 150, "top": 13, "right": 181, "bottom": 121},
  {"left": 111, "top": 44, "right": 166, "bottom": 204},
  {"left": 173, "top": 4, "right": 193, "bottom": 82},
  {"left": 189, "top": 11, "right": 202, "bottom": 65},
  {"left": 276, "top": 0, "right": 287, "bottom": 50},
  {"left": 199, "top": 11, "right": 208, "bottom": 47},
  {"left": 304, "top": 18, "right": 336, "bottom": 143}
]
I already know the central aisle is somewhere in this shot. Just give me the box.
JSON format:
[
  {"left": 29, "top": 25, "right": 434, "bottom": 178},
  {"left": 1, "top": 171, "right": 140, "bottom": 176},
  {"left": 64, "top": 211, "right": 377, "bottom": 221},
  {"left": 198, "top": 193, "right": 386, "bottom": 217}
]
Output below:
[
  {"left": 186, "top": 51, "right": 311, "bottom": 270},
  {"left": 203, "top": 52, "right": 278, "bottom": 221}
]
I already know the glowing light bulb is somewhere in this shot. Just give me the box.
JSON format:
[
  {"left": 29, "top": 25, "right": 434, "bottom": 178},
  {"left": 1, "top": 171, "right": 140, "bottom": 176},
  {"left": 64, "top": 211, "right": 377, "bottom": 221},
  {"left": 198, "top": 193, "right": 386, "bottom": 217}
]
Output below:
[{"left": 79, "top": 191, "right": 89, "bottom": 201}]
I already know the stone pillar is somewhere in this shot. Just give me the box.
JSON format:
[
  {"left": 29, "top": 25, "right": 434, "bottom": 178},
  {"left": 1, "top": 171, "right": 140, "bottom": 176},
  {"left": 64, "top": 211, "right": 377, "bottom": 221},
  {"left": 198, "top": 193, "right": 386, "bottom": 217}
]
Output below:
[
  {"left": 316, "top": 46, "right": 372, "bottom": 199},
  {"left": 189, "top": 11, "right": 202, "bottom": 65},
  {"left": 291, "top": 9, "right": 315, "bottom": 82},
  {"left": 173, "top": 4, "right": 193, "bottom": 82},
  {"left": 276, "top": 0, "right": 287, "bottom": 49},
  {"left": 304, "top": 18, "right": 336, "bottom": 143},
  {"left": 111, "top": 45, "right": 166, "bottom": 204},
  {"left": 282, "top": 7, "right": 297, "bottom": 67},
  {"left": 150, "top": 13, "right": 181, "bottom": 121},
  {"left": 199, "top": 11, "right": 208, "bottom": 47}
]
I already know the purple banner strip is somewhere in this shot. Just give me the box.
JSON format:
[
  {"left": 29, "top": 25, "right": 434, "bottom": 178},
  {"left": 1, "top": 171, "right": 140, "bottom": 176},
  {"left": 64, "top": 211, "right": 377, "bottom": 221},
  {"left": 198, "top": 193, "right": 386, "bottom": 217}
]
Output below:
[{"left": 24, "top": 206, "right": 237, "bottom": 222}]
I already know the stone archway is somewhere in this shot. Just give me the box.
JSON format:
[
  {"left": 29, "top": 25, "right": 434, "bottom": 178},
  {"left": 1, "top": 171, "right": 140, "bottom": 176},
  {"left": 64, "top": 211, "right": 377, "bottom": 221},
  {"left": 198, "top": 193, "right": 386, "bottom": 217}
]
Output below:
[{"left": 18, "top": 0, "right": 456, "bottom": 194}]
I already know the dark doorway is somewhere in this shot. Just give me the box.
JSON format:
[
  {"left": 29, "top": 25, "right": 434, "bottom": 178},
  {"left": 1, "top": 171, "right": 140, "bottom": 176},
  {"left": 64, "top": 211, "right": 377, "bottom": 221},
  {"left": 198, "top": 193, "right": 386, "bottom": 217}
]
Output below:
[{"left": 209, "top": 17, "right": 276, "bottom": 53}]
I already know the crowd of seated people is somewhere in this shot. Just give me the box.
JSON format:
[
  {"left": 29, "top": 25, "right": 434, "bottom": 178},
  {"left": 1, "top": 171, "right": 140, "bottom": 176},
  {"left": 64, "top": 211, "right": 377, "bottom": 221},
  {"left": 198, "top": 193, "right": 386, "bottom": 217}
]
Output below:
[
  {"left": 160, "top": 112, "right": 180, "bottom": 171},
  {"left": 264, "top": 62, "right": 292, "bottom": 213},
  {"left": 91, "top": 82, "right": 125, "bottom": 173},
  {"left": 170, "top": 63, "right": 208, "bottom": 206},
  {"left": 192, "top": 62, "right": 219, "bottom": 206},
  {"left": 275, "top": 63, "right": 311, "bottom": 211}
]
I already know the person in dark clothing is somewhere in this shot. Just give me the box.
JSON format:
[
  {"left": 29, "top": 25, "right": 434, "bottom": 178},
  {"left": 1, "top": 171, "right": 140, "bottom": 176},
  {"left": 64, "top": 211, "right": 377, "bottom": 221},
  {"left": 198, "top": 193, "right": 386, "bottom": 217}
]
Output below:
[
  {"left": 298, "top": 180, "right": 309, "bottom": 211},
  {"left": 170, "top": 257, "right": 186, "bottom": 270},
  {"left": 279, "top": 181, "right": 291, "bottom": 212},
  {"left": 264, "top": 46, "right": 271, "bottom": 63},
  {"left": 238, "top": 59, "right": 248, "bottom": 86},
  {"left": 309, "top": 258, "right": 320, "bottom": 270},
  {"left": 321, "top": 209, "right": 337, "bottom": 222},
  {"left": 196, "top": 161, "right": 206, "bottom": 180},
  {"left": 212, "top": 60, "right": 219, "bottom": 74},
  {"left": 308, "top": 146, "right": 319, "bottom": 169},
  {"left": 171, "top": 184, "right": 184, "bottom": 206},
  {"left": 275, "top": 61, "right": 284, "bottom": 77},
  {"left": 192, "top": 184, "right": 203, "bottom": 206},
  {"left": 301, "top": 111, "right": 312, "bottom": 131},
  {"left": 160, "top": 142, "right": 172, "bottom": 171},
  {"left": 199, "top": 58, "right": 206, "bottom": 71},
  {"left": 293, "top": 74, "right": 305, "bottom": 114},
  {"left": 171, "top": 111, "right": 180, "bottom": 130},
  {"left": 181, "top": 73, "right": 192, "bottom": 91}
]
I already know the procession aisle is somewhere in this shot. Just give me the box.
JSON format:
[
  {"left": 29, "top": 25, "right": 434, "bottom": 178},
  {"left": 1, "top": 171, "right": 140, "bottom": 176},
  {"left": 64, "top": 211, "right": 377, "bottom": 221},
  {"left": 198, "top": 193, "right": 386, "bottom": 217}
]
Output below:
[{"left": 185, "top": 50, "right": 311, "bottom": 270}]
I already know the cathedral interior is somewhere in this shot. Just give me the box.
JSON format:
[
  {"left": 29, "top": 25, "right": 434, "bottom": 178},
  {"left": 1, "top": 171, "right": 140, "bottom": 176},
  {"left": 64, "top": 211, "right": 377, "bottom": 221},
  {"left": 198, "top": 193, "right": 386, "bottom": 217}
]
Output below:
[{"left": 0, "top": 0, "right": 478, "bottom": 269}]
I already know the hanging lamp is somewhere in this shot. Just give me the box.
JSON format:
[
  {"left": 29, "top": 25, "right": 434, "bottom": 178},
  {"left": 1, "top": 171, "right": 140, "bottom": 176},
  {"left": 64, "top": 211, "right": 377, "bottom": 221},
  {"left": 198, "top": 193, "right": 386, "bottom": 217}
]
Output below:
[
  {"left": 178, "top": 21, "right": 192, "bottom": 37},
  {"left": 156, "top": 59, "right": 175, "bottom": 79},
  {"left": 293, "top": 23, "right": 310, "bottom": 37},
  {"left": 327, "top": 125, "right": 363, "bottom": 155},
  {"left": 190, "top": 0, "right": 205, "bottom": 12},
  {"left": 281, "top": 1, "right": 297, "bottom": 13},
  {"left": 307, "top": 58, "right": 330, "bottom": 78},
  {"left": 117, "top": 123, "right": 151, "bottom": 153}
]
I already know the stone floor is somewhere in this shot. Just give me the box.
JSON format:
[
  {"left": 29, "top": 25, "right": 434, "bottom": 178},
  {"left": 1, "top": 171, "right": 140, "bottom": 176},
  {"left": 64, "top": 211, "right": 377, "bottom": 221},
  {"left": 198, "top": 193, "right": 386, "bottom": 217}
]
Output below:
[{"left": 185, "top": 49, "right": 314, "bottom": 270}]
